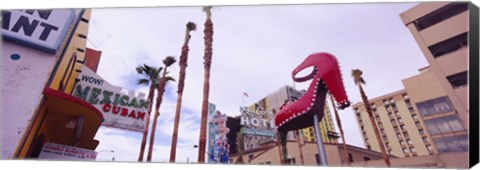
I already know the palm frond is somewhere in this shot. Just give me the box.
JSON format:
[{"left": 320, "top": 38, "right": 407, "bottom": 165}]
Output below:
[
  {"left": 137, "top": 78, "right": 150, "bottom": 86},
  {"left": 136, "top": 66, "right": 143, "bottom": 74},
  {"left": 163, "top": 56, "right": 177, "bottom": 67},
  {"left": 202, "top": 6, "right": 212, "bottom": 19},
  {"left": 157, "top": 67, "right": 163, "bottom": 73},
  {"left": 186, "top": 22, "right": 197, "bottom": 32},
  {"left": 164, "top": 76, "right": 176, "bottom": 83},
  {"left": 351, "top": 69, "right": 365, "bottom": 85}
]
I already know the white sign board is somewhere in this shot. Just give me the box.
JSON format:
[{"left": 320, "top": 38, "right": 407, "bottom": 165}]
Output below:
[
  {"left": 38, "top": 143, "right": 97, "bottom": 161},
  {"left": 1, "top": 9, "right": 75, "bottom": 54},
  {"left": 72, "top": 66, "right": 150, "bottom": 132}
]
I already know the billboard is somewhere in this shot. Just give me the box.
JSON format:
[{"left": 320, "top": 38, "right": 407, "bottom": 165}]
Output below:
[
  {"left": 38, "top": 143, "right": 97, "bottom": 161},
  {"left": 1, "top": 9, "right": 75, "bottom": 54},
  {"left": 72, "top": 65, "right": 150, "bottom": 132},
  {"left": 207, "top": 103, "right": 230, "bottom": 163}
]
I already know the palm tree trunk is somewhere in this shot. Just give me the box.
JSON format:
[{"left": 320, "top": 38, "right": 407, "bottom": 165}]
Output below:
[
  {"left": 138, "top": 85, "right": 156, "bottom": 161},
  {"left": 198, "top": 14, "right": 213, "bottom": 163},
  {"left": 146, "top": 69, "right": 168, "bottom": 162},
  {"left": 169, "top": 28, "right": 193, "bottom": 163},
  {"left": 295, "top": 130, "right": 305, "bottom": 165},
  {"left": 329, "top": 94, "right": 350, "bottom": 166},
  {"left": 358, "top": 84, "right": 391, "bottom": 166}
]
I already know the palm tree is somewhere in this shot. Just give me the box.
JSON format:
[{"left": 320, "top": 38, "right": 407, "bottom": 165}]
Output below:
[
  {"left": 328, "top": 93, "right": 350, "bottom": 166},
  {"left": 135, "top": 64, "right": 162, "bottom": 162},
  {"left": 198, "top": 6, "right": 214, "bottom": 163},
  {"left": 169, "top": 22, "right": 197, "bottom": 163},
  {"left": 351, "top": 69, "right": 391, "bottom": 166},
  {"left": 146, "top": 56, "right": 177, "bottom": 162}
]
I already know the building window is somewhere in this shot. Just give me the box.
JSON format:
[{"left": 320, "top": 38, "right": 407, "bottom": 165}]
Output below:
[
  {"left": 426, "top": 145, "right": 433, "bottom": 151},
  {"left": 408, "top": 107, "right": 415, "bottom": 113},
  {"left": 388, "top": 113, "right": 394, "bottom": 118},
  {"left": 400, "top": 141, "right": 406, "bottom": 146},
  {"left": 423, "top": 137, "right": 429, "bottom": 143},
  {"left": 419, "top": 129, "right": 425, "bottom": 135},
  {"left": 415, "top": 122, "right": 422, "bottom": 128},
  {"left": 415, "top": 96, "right": 454, "bottom": 116},
  {"left": 429, "top": 31, "right": 468, "bottom": 58},
  {"left": 410, "top": 147, "right": 417, "bottom": 153},
  {"left": 265, "top": 161, "right": 271, "bottom": 164},
  {"left": 398, "top": 117, "right": 404, "bottom": 123},
  {"left": 392, "top": 105, "right": 398, "bottom": 112},
  {"left": 397, "top": 133, "right": 402, "bottom": 139},
  {"left": 402, "top": 94, "right": 409, "bottom": 100},
  {"left": 400, "top": 125, "right": 405, "bottom": 130},
  {"left": 403, "top": 132, "right": 410, "bottom": 139},
  {"left": 378, "top": 122, "right": 383, "bottom": 128},
  {"left": 403, "top": 148, "right": 409, "bottom": 153},
  {"left": 375, "top": 116, "right": 381, "bottom": 122},
  {"left": 446, "top": 71, "right": 468, "bottom": 89},
  {"left": 383, "top": 99, "right": 389, "bottom": 105},
  {"left": 412, "top": 114, "right": 418, "bottom": 120},
  {"left": 434, "top": 135, "right": 468, "bottom": 153},
  {"left": 424, "top": 115, "right": 465, "bottom": 135},
  {"left": 407, "top": 139, "right": 413, "bottom": 145},
  {"left": 348, "top": 153, "right": 354, "bottom": 163},
  {"left": 363, "top": 156, "right": 371, "bottom": 161},
  {"left": 367, "top": 145, "right": 371, "bottom": 150},
  {"left": 413, "top": 2, "right": 469, "bottom": 31},
  {"left": 395, "top": 111, "right": 401, "bottom": 117}
]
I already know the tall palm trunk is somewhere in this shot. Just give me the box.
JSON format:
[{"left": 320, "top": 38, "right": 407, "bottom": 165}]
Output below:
[
  {"left": 138, "top": 84, "right": 155, "bottom": 161},
  {"left": 329, "top": 94, "right": 350, "bottom": 166},
  {"left": 170, "top": 22, "right": 196, "bottom": 163},
  {"left": 357, "top": 83, "right": 391, "bottom": 166},
  {"left": 146, "top": 69, "right": 168, "bottom": 162},
  {"left": 198, "top": 6, "right": 213, "bottom": 163}
]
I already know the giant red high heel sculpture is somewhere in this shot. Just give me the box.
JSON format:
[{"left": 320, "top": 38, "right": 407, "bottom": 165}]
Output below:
[{"left": 274, "top": 52, "right": 350, "bottom": 165}]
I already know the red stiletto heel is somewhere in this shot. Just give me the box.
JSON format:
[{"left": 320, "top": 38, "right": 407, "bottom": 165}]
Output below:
[{"left": 275, "top": 52, "right": 350, "bottom": 132}]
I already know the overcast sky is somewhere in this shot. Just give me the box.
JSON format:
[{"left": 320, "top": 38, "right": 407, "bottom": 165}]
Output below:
[{"left": 86, "top": 2, "right": 429, "bottom": 163}]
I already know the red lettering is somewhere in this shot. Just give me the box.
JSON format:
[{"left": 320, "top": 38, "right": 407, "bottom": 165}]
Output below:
[
  {"left": 121, "top": 108, "right": 128, "bottom": 116},
  {"left": 137, "top": 111, "right": 146, "bottom": 120},
  {"left": 112, "top": 106, "right": 120, "bottom": 114},
  {"left": 103, "top": 104, "right": 111, "bottom": 112},
  {"left": 128, "top": 110, "right": 136, "bottom": 119}
]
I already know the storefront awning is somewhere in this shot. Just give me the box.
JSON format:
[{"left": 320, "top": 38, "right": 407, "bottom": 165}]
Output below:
[{"left": 42, "top": 88, "right": 104, "bottom": 150}]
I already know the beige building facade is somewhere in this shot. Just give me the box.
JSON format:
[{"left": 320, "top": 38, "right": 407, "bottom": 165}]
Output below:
[
  {"left": 352, "top": 89, "right": 433, "bottom": 158},
  {"left": 399, "top": 2, "right": 470, "bottom": 154},
  {"left": 399, "top": 2, "right": 469, "bottom": 130}
]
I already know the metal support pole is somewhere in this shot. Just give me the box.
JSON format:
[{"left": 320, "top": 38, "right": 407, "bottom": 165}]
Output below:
[{"left": 313, "top": 114, "right": 328, "bottom": 166}]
